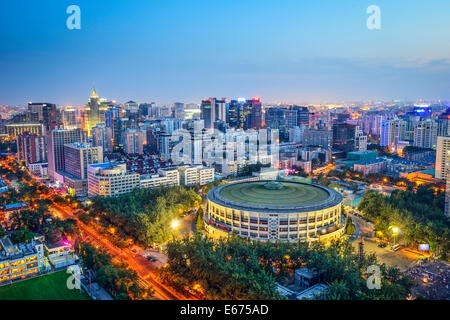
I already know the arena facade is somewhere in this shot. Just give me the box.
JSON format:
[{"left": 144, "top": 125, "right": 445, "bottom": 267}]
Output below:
[{"left": 204, "top": 180, "right": 345, "bottom": 242}]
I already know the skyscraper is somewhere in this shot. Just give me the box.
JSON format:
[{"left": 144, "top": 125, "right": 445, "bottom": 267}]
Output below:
[
  {"left": 16, "top": 132, "right": 47, "bottom": 165},
  {"left": 27, "top": 102, "right": 60, "bottom": 130},
  {"left": 92, "top": 123, "right": 113, "bottom": 153},
  {"left": 413, "top": 120, "right": 437, "bottom": 149},
  {"left": 64, "top": 143, "right": 103, "bottom": 180},
  {"left": 201, "top": 98, "right": 226, "bottom": 130},
  {"left": 245, "top": 97, "right": 263, "bottom": 130},
  {"left": 84, "top": 88, "right": 108, "bottom": 136},
  {"left": 123, "top": 129, "right": 145, "bottom": 155},
  {"left": 265, "top": 107, "right": 297, "bottom": 140},
  {"left": 292, "top": 106, "right": 310, "bottom": 127},
  {"left": 435, "top": 136, "right": 450, "bottom": 180},
  {"left": 380, "top": 119, "right": 406, "bottom": 151},
  {"left": 47, "top": 128, "right": 87, "bottom": 180}
]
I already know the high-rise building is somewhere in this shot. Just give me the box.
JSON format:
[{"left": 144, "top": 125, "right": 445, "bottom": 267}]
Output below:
[
  {"left": 227, "top": 100, "right": 242, "bottom": 129},
  {"left": 92, "top": 123, "right": 113, "bottom": 153},
  {"left": 84, "top": 88, "right": 108, "bottom": 136},
  {"left": 380, "top": 119, "right": 406, "bottom": 151},
  {"left": 6, "top": 123, "right": 44, "bottom": 138},
  {"left": 27, "top": 102, "right": 60, "bottom": 130},
  {"left": 354, "top": 126, "right": 368, "bottom": 151},
  {"left": 435, "top": 136, "right": 450, "bottom": 180},
  {"left": 200, "top": 98, "right": 226, "bottom": 129},
  {"left": 332, "top": 123, "right": 357, "bottom": 153},
  {"left": 265, "top": 107, "right": 297, "bottom": 140},
  {"left": 302, "top": 129, "right": 332, "bottom": 148},
  {"left": 16, "top": 132, "right": 47, "bottom": 165},
  {"left": 244, "top": 97, "right": 263, "bottom": 130},
  {"left": 61, "top": 106, "right": 78, "bottom": 129},
  {"left": 173, "top": 102, "right": 186, "bottom": 119},
  {"left": 47, "top": 128, "right": 87, "bottom": 180},
  {"left": 292, "top": 106, "right": 310, "bottom": 127},
  {"left": 124, "top": 101, "right": 139, "bottom": 114},
  {"left": 64, "top": 143, "right": 103, "bottom": 180},
  {"left": 413, "top": 120, "right": 437, "bottom": 149},
  {"left": 123, "top": 129, "right": 145, "bottom": 155}
]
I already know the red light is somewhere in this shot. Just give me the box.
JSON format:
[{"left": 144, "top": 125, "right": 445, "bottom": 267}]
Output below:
[{"left": 253, "top": 97, "right": 260, "bottom": 101}]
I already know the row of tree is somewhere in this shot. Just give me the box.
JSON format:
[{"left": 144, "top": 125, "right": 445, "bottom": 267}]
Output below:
[
  {"left": 75, "top": 242, "right": 152, "bottom": 300},
  {"left": 158, "top": 236, "right": 413, "bottom": 300},
  {"left": 90, "top": 186, "right": 201, "bottom": 246},
  {"left": 358, "top": 185, "right": 450, "bottom": 258}
]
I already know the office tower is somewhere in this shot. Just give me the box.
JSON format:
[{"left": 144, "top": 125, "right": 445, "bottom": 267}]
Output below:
[
  {"left": 200, "top": 99, "right": 214, "bottom": 129},
  {"left": 173, "top": 102, "right": 186, "bottom": 119},
  {"left": 265, "top": 107, "right": 297, "bottom": 140},
  {"left": 302, "top": 129, "right": 332, "bottom": 148},
  {"left": 64, "top": 143, "right": 103, "bottom": 180},
  {"left": 27, "top": 102, "right": 60, "bottom": 129},
  {"left": 292, "top": 106, "right": 310, "bottom": 127},
  {"left": 354, "top": 126, "right": 368, "bottom": 151},
  {"left": 289, "top": 126, "right": 307, "bottom": 144},
  {"left": 413, "top": 120, "right": 437, "bottom": 149},
  {"left": 332, "top": 123, "right": 357, "bottom": 153},
  {"left": 124, "top": 101, "right": 139, "bottom": 114},
  {"left": 435, "top": 136, "right": 450, "bottom": 179},
  {"left": 123, "top": 129, "right": 145, "bottom": 155},
  {"left": 47, "top": 128, "right": 87, "bottom": 179},
  {"left": 380, "top": 119, "right": 406, "bottom": 151},
  {"left": 16, "top": 132, "right": 47, "bottom": 165},
  {"left": 437, "top": 108, "right": 450, "bottom": 137},
  {"left": 157, "top": 131, "right": 171, "bottom": 160},
  {"left": 373, "top": 114, "right": 393, "bottom": 137},
  {"left": 227, "top": 100, "right": 242, "bottom": 129},
  {"left": 244, "top": 97, "right": 263, "bottom": 130},
  {"left": 6, "top": 123, "right": 44, "bottom": 137},
  {"left": 201, "top": 98, "right": 226, "bottom": 129},
  {"left": 92, "top": 123, "right": 113, "bottom": 153},
  {"left": 84, "top": 88, "right": 108, "bottom": 136},
  {"left": 61, "top": 106, "right": 78, "bottom": 129},
  {"left": 404, "top": 115, "right": 420, "bottom": 142}
]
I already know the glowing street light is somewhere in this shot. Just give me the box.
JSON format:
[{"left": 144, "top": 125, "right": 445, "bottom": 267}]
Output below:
[
  {"left": 390, "top": 226, "right": 400, "bottom": 245},
  {"left": 171, "top": 220, "right": 180, "bottom": 230}
]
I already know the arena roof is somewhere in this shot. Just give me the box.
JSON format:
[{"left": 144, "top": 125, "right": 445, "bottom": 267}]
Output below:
[{"left": 208, "top": 180, "right": 343, "bottom": 213}]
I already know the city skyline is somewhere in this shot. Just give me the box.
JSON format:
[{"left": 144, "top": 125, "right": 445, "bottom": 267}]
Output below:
[{"left": 1, "top": 0, "right": 450, "bottom": 106}]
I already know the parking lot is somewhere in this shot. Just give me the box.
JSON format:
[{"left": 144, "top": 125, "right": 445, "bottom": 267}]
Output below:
[{"left": 352, "top": 238, "right": 421, "bottom": 271}]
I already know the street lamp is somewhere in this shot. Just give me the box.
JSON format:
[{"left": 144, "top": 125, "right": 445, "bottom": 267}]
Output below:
[
  {"left": 171, "top": 220, "right": 180, "bottom": 230},
  {"left": 390, "top": 226, "right": 399, "bottom": 245}
]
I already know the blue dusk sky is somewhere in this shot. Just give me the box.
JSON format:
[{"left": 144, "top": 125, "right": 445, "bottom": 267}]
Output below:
[{"left": 0, "top": 0, "right": 450, "bottom": 106}]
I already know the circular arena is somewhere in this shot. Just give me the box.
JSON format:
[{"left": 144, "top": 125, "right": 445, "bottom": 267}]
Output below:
[{"left": 204, "top": 180, "right": 345, "bottom": 242}]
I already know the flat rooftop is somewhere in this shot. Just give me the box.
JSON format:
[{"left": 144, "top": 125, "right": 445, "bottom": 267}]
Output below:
[{"left": 208, "top": 180, "right": 343, "bottom": 213}]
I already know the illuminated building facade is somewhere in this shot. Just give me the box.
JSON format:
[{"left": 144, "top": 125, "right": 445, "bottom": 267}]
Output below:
[{"left": 205, "top": 181, "right": 345, "bottom": 243}]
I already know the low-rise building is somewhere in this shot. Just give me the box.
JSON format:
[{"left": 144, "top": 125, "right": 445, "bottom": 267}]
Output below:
[
  {"left": 353, "top": 158, "right": 387, "bottom": 176},
  {"left": 88, "top": 163, "right": 140, "bottom": 197},
  {"left": 0, "top": 203, "right": 29, "bottom": 229},
  {"left": 44, "top": 240, "right": 79, "bottom": 269},
  {"left": 140, "top": 168, "right": 180, "bottom": 188},
  {"left": 0, "top": 236, "right": 44, "bottom": 284},
  {"left": 177, "top": 165, "right": 214, "bottom": 186}
]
